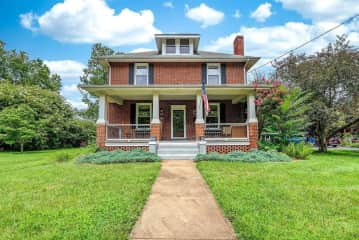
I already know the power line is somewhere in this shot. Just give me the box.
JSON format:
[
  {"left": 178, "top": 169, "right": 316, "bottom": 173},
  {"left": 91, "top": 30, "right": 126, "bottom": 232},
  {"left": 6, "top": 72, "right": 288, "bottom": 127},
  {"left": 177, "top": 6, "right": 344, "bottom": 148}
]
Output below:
[{"left": 248, "top": 13, "right": 359, "bottom": 73}]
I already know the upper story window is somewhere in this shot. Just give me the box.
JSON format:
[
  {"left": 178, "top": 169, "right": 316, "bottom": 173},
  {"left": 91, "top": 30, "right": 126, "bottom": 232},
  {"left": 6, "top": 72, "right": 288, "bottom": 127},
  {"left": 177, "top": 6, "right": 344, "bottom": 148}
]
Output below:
[
  {"left": 135, "top": 63, "right": 148, "bottom": 85},
  {"left": 165, "top": 39, "right": 176, "bottom": 54},
  {"left": 207, "top": 63, "right": 221, "bottom": 85},
  {"left": 179, "top": 39, "right": 190, "bottom": 54}
]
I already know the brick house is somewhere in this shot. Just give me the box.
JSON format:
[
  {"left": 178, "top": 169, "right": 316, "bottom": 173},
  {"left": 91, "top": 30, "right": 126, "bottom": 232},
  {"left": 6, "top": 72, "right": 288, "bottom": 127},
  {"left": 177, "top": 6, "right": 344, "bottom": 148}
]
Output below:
[{"left": 81, "top": 33, "right": 266, "bottom": 159}]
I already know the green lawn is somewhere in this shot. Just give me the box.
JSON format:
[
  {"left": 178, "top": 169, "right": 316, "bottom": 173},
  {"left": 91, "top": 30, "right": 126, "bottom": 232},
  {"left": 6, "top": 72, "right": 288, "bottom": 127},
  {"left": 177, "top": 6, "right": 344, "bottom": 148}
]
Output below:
[
  {"left": 197, "top": 150, "right": 359, "bottom": 240},
  {"left": 0, "top": 148, "right": 160, "bottom": 240}
]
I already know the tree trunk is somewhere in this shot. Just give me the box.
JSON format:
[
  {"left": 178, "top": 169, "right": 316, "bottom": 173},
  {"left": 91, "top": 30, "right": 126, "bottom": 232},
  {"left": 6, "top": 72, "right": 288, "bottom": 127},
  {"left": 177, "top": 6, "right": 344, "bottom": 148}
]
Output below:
[
  {"left": 318, "top": 135, "right": 327, "bottom": 152},
  {"left": 20, "top": 143, "right": 24, "bottom": 152}
]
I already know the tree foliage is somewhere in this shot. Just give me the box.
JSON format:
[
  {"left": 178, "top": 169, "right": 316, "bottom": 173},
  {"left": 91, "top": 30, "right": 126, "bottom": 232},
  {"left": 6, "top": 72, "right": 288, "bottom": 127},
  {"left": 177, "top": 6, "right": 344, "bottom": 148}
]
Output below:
[
  {"left": 0, "top": 41, "right": 61, "bottom": 92},
  {"left": 274, "top": 35, "right": 359, "bottom": 151},
  {"left": 254, "top": 79, "right": 311, "bottom": 146},
  {"left": 79, "top": 43, "right": 117, "bottom": 121},
  {"left": 0, "top": 104, "right": 38, "bottom": 151},
  {"left": 0, "top": 82, "right": 95, "bottom": 151}
]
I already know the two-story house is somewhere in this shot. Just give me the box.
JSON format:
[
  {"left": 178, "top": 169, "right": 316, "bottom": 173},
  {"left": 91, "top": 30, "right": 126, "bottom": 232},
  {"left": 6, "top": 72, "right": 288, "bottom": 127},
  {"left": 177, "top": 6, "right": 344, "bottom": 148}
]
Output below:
[{"left": 81, "top": 33, "right": 266, "bottom": 159}]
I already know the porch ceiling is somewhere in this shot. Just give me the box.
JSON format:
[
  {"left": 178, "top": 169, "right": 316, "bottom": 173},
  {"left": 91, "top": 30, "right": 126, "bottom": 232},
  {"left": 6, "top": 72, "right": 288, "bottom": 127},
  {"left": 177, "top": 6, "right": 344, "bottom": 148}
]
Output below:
[{"left": 80, "top": 84, "right": 270, "bottom": 101}]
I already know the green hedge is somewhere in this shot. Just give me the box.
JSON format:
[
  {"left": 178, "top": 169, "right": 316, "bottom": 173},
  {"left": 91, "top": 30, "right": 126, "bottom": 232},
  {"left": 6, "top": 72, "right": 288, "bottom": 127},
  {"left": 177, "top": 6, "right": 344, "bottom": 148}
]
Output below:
[
  {"left": 283, "top": 142, "right": 313, "bottom": 159},
  {"left": 77, "top": 149, "right": 160, "bottom": 164},
  {"left": 195, "top": 150, "right": 291, "bottom": 162}
]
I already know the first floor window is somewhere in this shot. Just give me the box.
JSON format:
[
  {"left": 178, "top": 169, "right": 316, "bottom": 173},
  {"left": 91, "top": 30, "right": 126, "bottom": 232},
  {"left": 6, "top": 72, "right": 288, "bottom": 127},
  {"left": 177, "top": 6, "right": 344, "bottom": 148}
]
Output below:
[
  {"left": 135, "top": 63, "right": 148, "bottom": 85},
  {"left": 206, "top": 103, "right": 220, "bottom": 125},
  {"left": 136, "top": 103, "right": 152, "bottom": 127},
  {"left": 207, "top": 64, "right": 221, "bottom": 85}
]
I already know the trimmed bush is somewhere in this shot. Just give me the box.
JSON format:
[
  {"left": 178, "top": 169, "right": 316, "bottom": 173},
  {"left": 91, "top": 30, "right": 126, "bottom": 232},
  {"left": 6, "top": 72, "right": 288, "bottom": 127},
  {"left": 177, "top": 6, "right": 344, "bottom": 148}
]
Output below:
[
  {"left": 283, "top": 142, "right": 313, "bottom": 159},
  {"left": 77, "top": 149, "right": 160, "bottom": 164},
  {"left": 195, "top": 150, "right": 291, "bottom": 162}
]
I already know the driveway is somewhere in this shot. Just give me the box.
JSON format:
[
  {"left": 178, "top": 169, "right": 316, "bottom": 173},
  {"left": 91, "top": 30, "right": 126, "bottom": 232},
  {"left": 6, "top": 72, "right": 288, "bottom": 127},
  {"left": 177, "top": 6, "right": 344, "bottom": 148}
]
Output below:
[{"left": 130, "top": 160, "right": 236, "bottom": 240}]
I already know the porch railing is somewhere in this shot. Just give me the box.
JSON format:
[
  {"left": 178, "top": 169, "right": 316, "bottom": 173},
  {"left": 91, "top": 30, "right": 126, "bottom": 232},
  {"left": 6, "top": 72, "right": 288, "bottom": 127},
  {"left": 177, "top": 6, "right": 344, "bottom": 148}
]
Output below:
[
  {"left": 106, "top": 124, "right": 151, "bottom": 140},
  {"left": 204, "top": 123, "right": 248, "bottom": 138}
]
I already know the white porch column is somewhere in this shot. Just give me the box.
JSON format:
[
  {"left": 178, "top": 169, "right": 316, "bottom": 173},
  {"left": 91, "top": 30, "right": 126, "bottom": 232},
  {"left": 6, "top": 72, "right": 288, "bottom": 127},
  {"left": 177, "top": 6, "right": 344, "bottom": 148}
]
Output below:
[
  {"left": 96, "top": 96, "right": 106, "bottom": 124},
  {"left": 247, "top": 95, "right": 257, "bottom": 123},
  {"left": 151, "top": 93, "right": 160, "bottom": 124},
  {"left": 195, "top": 92, "right": 204, "bottom": 123}
]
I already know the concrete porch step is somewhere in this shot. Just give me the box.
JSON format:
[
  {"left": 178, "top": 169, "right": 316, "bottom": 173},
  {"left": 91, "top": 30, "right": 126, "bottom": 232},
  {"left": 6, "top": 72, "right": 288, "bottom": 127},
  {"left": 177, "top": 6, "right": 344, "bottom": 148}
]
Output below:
[{"left": 158, "top": 153, "right": 197, "bottom": 160}]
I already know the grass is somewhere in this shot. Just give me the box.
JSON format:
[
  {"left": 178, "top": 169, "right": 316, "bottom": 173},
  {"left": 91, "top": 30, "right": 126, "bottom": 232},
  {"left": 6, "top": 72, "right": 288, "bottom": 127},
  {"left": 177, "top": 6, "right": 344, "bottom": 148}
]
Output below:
[
  {"left": 0, "top": 148, "right": 160, "bottom": 240},
  {"left": 197, "top": 150, "right": 359, "bottom": 240}
]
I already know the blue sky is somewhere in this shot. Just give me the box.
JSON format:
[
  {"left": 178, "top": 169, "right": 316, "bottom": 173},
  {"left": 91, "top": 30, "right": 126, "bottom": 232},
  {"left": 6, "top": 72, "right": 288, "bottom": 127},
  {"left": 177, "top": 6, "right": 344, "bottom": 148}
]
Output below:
[{"left": 1, "top": 0, "right": 358, "bottom": 109}]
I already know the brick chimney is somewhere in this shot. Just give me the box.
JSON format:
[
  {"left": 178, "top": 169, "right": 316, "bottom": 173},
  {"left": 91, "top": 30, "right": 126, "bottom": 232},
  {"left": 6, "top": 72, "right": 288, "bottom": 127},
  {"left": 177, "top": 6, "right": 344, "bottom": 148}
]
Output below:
[{"left": 233, "top": 35, "right": 244, "bottom": 55}]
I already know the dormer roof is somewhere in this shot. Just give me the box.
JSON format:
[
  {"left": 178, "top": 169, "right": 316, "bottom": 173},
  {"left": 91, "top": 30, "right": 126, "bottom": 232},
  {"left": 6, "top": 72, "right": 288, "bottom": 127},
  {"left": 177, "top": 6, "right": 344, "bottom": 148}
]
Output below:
[{"left": 155, "top": 33, "right": 200, "bottom": 53}]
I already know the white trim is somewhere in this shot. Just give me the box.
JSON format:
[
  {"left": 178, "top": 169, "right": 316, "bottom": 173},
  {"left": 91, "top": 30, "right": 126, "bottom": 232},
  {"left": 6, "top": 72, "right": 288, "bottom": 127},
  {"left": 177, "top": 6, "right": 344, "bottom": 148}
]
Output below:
[
  {"left": 134, "top": 63, "right": 149, "bottom": 85},
  {"left": 171, "top": 105, "right": 186, "bottom": 139},
  {"left": 205, "top": 103, "right": 220, "bottom": 125},
  {"left": 207, "top": 63, "right": 221, "bottom": 85},
  {"left": 136, "top": 103, "right": 152, "bottom": 127},
  {"left": 105, "top": 141, "right": 148, "bottom": 147}
]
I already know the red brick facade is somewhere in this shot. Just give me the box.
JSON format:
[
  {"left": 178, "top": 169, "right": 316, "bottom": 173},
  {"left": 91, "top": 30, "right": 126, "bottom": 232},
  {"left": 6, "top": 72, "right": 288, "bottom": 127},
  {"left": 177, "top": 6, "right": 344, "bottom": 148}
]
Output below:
[
  {"left": 248, "top": 122, "right": 258, "bottom": 149},
  {"left": 150, "top": 123, "right": 161, "bottom": 140},
  {"left": 105, "top": 146, "right": 149, "bottom": 151},
  {"left": 195, "top": 123, "right": 204, "bottom": 140},
  {"left": 207, "top": 145, "right": 249, "bottom": 153},
  {"left": 96, "top": 124, "right": 106, "bottom": 148},
  {"left": 109, "top": 62, "right": 245, "bottom": 85}
]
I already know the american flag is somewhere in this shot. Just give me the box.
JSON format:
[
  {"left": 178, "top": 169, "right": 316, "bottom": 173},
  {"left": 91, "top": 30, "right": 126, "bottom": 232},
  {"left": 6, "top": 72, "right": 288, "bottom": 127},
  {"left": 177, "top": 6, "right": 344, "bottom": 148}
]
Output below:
[{"left": 202, "top": 81, "right": 210, "bottom": 116}]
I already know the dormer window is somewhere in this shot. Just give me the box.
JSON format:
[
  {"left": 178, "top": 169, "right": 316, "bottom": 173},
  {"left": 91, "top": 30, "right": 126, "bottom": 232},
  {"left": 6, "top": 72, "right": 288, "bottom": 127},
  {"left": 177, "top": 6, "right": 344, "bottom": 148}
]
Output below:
[
  {"left": 165, "top": 39, "right": 176, "bottom": 54},
  {"left": 180, "top": 39, "right": 190, "bottom": 54}
]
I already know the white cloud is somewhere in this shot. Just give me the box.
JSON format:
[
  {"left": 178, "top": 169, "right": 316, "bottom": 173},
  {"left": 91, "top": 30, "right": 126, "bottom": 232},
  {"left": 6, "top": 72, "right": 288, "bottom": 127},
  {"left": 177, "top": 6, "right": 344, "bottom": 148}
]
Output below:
[
  {"left": 204, "top": 21, "right": 359, "bottom": 64},
  {"left": 276, "top": 0, "right": 359, "bottom": 23},
  {"left": 251, "top": 2, "right": 272, "bottom": 22},
  {"left": 44, "top": 60, "right": 85, "bottom": 79},
  {"left": 67, "top": 100, "right": 87, "bottom": 110},
  {"left": 185, "top": 3, "right": 224, "bottom": 28},
  {"left": 63, "top": 84, "right": 79, "bottom": 93},
  {"left": 163, "top": 1, "right": 174, "bottom": 9},
  {"left": 130, "top": 48, "right": 155, "bottom": 53},
  {"left": 233, "top": 10, "right": 241, "bottom": 19},
  {"left": 20, "top": 0, "right": 160, "bottom": 46}
]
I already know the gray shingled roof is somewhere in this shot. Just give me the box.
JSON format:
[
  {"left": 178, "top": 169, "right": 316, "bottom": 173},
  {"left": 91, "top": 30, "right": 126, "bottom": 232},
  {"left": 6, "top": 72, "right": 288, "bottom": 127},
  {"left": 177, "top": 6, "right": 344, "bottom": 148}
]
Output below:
[{"left": 98, "top": 51, "right": 260, "bottom": 69}]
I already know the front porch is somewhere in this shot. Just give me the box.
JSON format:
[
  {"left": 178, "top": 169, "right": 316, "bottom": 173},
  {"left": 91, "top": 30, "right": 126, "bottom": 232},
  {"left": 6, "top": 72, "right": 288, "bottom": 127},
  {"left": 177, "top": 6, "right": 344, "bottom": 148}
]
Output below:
[{"left": 91, "top": 85, "right": 259, "bottom": 154}]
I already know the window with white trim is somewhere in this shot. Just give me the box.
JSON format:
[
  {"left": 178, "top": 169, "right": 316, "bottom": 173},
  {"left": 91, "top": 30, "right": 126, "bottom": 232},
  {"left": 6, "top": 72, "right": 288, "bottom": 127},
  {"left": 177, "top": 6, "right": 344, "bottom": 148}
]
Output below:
[
  {"left": 165, "top": 39, "right": 176, "bottom": 54},
  {"left": 207, "top": 64, "right": 221, "bottom": 85},
  {"left": 135, "top": 63, "right": 148, "bottom": 85},
  {"left": 179, "top": 39, "right": 190, "bottom": 54},
  {"left": 136, "top": 103, "right": 152, "bottom": 126},
  {"left": 206, "top": 103, "right": 220, "bottom": 125}
]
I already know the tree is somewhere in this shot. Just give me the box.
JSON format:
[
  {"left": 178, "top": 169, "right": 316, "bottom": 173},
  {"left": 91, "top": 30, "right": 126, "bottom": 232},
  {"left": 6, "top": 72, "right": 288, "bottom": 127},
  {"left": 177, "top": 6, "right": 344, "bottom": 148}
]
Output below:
[
  {"left": 79, "top": 43, "right": 117, "bottom": 121},
  {"left": 0, "top": 41, "right": 61, "bottom": 92},
  {"left": 0, "top": 104, "right": 38, "bottom": 152},
  {"left": 274, "top": 36, "right": 359, "bottom": 151},
  {"left": 0, "top": 82, "right": 95, "bottom": 150},
  {"left": 254, "top": 79, "right": 311, "bottom": 146}
]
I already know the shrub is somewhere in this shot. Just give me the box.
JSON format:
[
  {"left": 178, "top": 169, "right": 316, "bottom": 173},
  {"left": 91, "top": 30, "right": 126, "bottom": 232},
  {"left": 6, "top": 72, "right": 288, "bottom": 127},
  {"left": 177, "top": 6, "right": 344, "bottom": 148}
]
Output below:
[
  {"left": 258, "top": 141, "right": 282, "bottom": 151},
  {"left": 195, "top": 150, "right": 291, "bottom": 162},
  {"left": 283, "top": 142, "right": 313, "bottom": 159},
  {"left": 55, "top": 152, "right": 71, "bottom": 162},
  {"left": 77, "top": 149, "right": 160, "bottom": 164}
]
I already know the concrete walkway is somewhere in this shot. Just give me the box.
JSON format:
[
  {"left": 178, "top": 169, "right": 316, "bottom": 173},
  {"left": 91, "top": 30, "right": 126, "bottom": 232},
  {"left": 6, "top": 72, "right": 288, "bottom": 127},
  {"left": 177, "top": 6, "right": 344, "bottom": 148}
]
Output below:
[{"left": 130, "top": 160, "right": 236, "bottom": 240}]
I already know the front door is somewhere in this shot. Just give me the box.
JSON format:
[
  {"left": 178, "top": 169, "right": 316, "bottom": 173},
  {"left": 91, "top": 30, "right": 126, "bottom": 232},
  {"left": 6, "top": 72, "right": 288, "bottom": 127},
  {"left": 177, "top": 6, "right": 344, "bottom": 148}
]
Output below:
[{"left": 171, "top": 105, "right": 186, "bottom": 139}]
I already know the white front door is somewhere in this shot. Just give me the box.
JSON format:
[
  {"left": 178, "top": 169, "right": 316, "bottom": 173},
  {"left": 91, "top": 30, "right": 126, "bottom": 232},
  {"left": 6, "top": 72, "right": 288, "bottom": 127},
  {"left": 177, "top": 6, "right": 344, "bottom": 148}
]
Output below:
[{"left": 171, "top": 105, "right": 186, "bottom": 139}]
